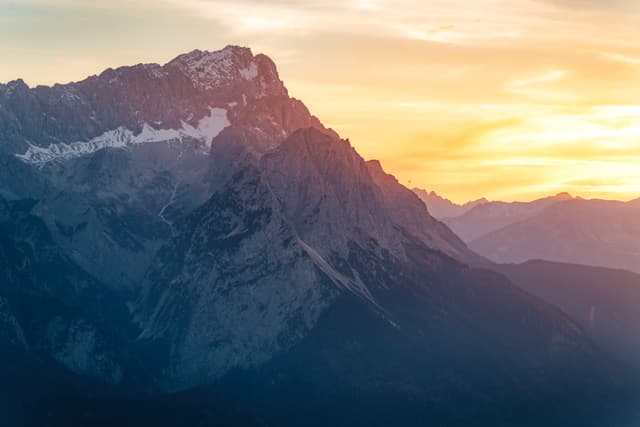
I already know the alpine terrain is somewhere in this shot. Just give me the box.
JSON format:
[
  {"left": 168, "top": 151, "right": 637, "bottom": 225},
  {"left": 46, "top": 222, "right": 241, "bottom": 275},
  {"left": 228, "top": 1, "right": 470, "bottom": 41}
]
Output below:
[{"left": 0, "top": 46, "right": 638, "bottom": 426}]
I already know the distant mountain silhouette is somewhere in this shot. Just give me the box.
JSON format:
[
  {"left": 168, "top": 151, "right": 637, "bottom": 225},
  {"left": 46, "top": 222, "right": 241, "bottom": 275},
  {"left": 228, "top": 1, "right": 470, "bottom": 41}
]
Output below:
[
  {"left": 412, "top": 188, "right": 487, "bottom": 219},
  {"left": 469, "top": 198, "right": 640, "bottom": 273},
  {"left": 444, "top": 192, "right": 574, "bottom": 241}
]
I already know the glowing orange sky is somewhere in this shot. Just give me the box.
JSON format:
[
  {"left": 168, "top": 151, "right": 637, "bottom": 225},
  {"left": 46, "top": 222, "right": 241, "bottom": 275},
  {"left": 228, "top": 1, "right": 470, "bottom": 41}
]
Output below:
[{"left": 1, "top": 0, "right": 639, "bottom": 202}]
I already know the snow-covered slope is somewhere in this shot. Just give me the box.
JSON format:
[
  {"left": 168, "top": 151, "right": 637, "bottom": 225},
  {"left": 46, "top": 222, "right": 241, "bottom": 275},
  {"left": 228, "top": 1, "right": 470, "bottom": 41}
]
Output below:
[
  {"left": 1, "top": 45, "right": 331, "bottom": 159},
  {"left": 17, "top": 107, "right": 230, "bottom": 165}
]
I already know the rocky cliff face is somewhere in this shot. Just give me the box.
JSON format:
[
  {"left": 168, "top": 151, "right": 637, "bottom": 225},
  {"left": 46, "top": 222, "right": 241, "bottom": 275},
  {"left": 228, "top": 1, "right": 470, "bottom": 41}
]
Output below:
[
  {"left": 135, "top": 128, "right": 483, "bottom": 389},
  {"left": 134, "top": 129, "right": 631, "bottom": 427},
  {"left": 0, "top": 46, "right": 330, "bottom": 158},
  {"left": 0, "top": 196, "right": 135, "bottom": 385},
  {"left": 0, "top": 46, "right": 337, "bottom": 290},
  {"left": 0, "top": 46, "right": 638, "bottom": 426}
]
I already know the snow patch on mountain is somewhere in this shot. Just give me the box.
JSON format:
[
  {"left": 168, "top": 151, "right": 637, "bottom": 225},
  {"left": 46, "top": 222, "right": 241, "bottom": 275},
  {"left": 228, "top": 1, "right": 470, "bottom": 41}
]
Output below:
[
  {"left": 16, "top": 107, "right": 230, "bottom": 165},
  {"left": 169, "top": 46, "right": 255, "bottom": 91},
  {"left": 239, "top": 62, "right": 258, "bottom": 80},
  {"left": 143, "top": 63, "right": 168, "bottom": 79}
]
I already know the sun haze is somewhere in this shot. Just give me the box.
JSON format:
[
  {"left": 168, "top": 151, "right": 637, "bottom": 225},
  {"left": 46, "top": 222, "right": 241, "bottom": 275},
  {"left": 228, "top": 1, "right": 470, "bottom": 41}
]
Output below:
[{"left": 1, "top": 0, "right": 639, "bottom": 202}]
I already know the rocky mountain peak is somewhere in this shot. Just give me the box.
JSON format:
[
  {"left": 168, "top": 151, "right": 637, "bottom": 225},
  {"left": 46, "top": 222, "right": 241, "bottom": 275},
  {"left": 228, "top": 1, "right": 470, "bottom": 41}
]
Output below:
[
  {"left": 552, "top": 191, "right": 573, "bottom": 200},
  {"left": 255, "top": 128, "right": 476, "bottom": 264},
  {"left": 0, "top": 78, "right": 30, "bottom": 97},
  {"left": 1, "top": 46, "right": 329, "bottom": 160},
  {"left": 166, "top": 45, "right": 286, "bottom": 97},
  {"left": 412, "top": 188, "right": 489, "bottom": 220},
  {"left": 2, "top": 46, "right": 638, "bottom": 424},
  {"left": 365, "top": 159, "right": 384, "bottom": 173}
]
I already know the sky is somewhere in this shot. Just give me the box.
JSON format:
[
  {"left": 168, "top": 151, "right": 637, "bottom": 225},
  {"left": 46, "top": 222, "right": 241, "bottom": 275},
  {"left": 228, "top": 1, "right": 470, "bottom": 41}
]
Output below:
[{"left": 1, "top": 0, "right": 639, "bottom": 203}]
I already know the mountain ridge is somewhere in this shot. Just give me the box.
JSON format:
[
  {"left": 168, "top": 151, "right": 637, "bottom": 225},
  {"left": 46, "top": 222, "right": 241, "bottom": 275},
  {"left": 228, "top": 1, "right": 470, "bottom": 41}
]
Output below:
[
  {"left": 471, "top": 197, "right": 640, "bottom": 273},
  {"left": 1, "top": 46, "right": 638, "bottom": 425},
  {"left": 443, "top": 191, "right": 576, "bottom": 241},
  {"left": 0, "top": 45, "right": 335, "bottom": 159},
  {"left": 412, "top": 188, "right": 488, "bottom": 219}
]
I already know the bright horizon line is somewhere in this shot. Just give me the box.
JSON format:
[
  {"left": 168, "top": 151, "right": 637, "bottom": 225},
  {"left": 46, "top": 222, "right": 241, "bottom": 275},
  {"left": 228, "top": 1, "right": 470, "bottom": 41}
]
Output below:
[
  {"left": 2, "top": 46, "right": 639, "bottom": 205},
  {"left": 2, "top": 0, "right": 639, "bottom": 203},
  {"left": 413, "top": 188, "right": 640, "bottom": 205}
]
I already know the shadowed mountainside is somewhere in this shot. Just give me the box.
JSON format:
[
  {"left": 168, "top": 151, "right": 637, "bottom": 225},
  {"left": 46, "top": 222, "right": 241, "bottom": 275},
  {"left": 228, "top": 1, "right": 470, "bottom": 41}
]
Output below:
[{"left": 1, "top": 46, "right": 638, "bottom": 426}]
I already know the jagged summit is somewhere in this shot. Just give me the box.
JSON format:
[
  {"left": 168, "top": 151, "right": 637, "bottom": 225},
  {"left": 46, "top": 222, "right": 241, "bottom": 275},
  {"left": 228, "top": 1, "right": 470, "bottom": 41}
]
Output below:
[
  {"left": 551, "top": 191, "right": 573, "bottom": 200},
  {"left": 170, "top": 45, "right": 248, "bottom": 61},
  {"left": 1, "top": 46, "right": 260, "bottom": 88},
  {"left": 166, "top": 45, "right": 285, "bottom": 95},
  {"left": 0, "top": 45, "right": 328, "bottom": 160},
  {"left": 1, "top": 78, "right": 29, "bottom": 90},
  {"left": 1, "top": 46, "right": 638, "bottom": 425},
  {"left": 412, "top": 187, "right": 488, "bottom": 219}
]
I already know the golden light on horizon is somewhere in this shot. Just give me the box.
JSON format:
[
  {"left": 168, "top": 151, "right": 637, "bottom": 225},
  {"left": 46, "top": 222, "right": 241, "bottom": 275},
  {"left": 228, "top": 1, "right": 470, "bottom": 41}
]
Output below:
[{"left": 1, "top": 0, "right": 639, "bottom": 203}]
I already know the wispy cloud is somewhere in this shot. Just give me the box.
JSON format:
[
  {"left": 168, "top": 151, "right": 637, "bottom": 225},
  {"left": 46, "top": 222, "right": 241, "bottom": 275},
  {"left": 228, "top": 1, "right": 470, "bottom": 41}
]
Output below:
[
  {"left": 505, "top": 70, "right": 571, "bottom": 100},
  {"left": 534, "top": 0, "right": 640, "bottom": 13},
  {"left": 599, "top": 52, "right": 640, "bottom": 66},
  {"left": 150, "top": 0, "right": 546, "bottom": 45},
  {"left": 2, "top": 0, "right": 640, "bottom": 202}
]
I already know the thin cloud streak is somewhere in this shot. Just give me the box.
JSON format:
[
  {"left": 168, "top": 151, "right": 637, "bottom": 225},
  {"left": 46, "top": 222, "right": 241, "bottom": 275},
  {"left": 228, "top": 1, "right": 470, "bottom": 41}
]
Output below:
[
  {"left": 599, "top": 52, "right": 640, "bottom": 66},
  {"left": 505, "top": 70, "right": 571, "bottom": 100},
  {"left": 153, "top": 0, "right": 563, "bottom": 45}
]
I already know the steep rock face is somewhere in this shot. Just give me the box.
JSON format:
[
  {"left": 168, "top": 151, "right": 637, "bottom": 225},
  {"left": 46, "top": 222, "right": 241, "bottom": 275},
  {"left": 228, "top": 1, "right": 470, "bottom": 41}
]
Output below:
[
  {"left": 1, "top": 46, "right": 639, "bottom": 425},
  {"left": 0, "top": 46, "right": 338, "bottom": 289},
  {"left": 1, "top": 46, "right": 331, "bottom": 158},
  {"left": 135, "top": 129, "right": 633, "bottom": 425},
  {"left": 0, "top": 197, "right": 134, "bottom": 385},
  {"left": 28, "top": 142, "right": 215, "bottom": 288},
  {"left": 213, "top": 266, "right": 635, "bottom": 427},
  {"left": 132, "top": 130, "right": 412, "bottom": 387},
  {"left": 0, "top": 46, "right": 470, "bottom": 292},
  {"left": 0, "top": 196, "right": 123, "bottom": 317},
  {"left": 368, "top": 161, "right": 478, "bottom": 263},
  {"left": 137, "top": 161, "right": 338, "bottom": 389}
]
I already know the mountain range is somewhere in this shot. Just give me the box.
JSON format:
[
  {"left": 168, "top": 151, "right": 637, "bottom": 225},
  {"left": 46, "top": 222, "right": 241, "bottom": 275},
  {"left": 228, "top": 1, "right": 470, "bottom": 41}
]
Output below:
[
  {"left": 1, "top": 46, "right": 638, "bottom": 426},
  {"left": 412, "top": 188, "right": 487, "bottom": 219},
  {"left": 439, "top": 192, "right": 575, "bottom": 241},
  {"left": 470, "top": 198, "right": 640, "bottom": 273},
  {"left": 416, "top": 190, "right": 640, "bottom": 274}
]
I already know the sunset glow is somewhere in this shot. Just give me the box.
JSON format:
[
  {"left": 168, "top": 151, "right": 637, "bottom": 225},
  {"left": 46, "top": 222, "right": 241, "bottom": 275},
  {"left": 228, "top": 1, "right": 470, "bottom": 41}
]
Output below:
[{"left": 1, "top": 0, "right": 639, "bottom": 202}]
